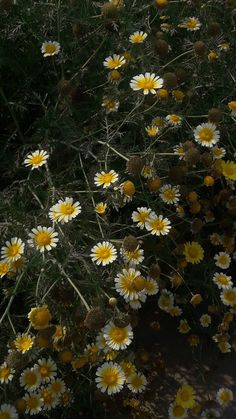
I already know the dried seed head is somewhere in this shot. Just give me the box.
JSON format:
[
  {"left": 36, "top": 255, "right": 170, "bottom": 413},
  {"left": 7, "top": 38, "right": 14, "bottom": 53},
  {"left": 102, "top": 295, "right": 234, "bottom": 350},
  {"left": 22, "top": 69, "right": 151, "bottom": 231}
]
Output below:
[
  {"left": 208, "top": 107, "right": 222, "bottom": 123},
  {"left": 163, "top": 72, "right": 178, "bottom": 89},
  {"left": 0, "top": 0, "right": 13, "bottom": 11},
  {"left": 101, "top": 2, "right": 119, "bottom": 19},
  {"left": 174, "top": 67, "right": 188, "bottom": 83},
  {"left": 155, "top": 39, "right": 169, "bottom": 57},
  {"left": 5, "top": 350, "right": 31, "bottom": 370},
  {"left": 114, "top": 314, "right": 131, "bottom": 328},
  {"left": 193, "top": 41, "right": 207, "bottom": 57},
  {"left": 208, "top": 22, "right": 221, "bottom": 36},
  {"left": 84, "top": 307, "right": 106, "bottom": 330},
  {"left": 185, "top": 148, "right": 201, "bottom": 166},
  {"left": 123, "top": 235, "right": 139, "bottom": 251},
  {"left": 126, "top": 156, "right": 145, "bottom": 176},
  {"left": 147, "top": 177, "right": 161, "bottom": 192},
  {"left": 201, "top": 152, "right": 213, "bottom": 168},
  {"left": 191, "top": 218, "right": 204, "bottom": 234},
  {"left": 148, "top": 263, "right": 161, "bottom": 279}
]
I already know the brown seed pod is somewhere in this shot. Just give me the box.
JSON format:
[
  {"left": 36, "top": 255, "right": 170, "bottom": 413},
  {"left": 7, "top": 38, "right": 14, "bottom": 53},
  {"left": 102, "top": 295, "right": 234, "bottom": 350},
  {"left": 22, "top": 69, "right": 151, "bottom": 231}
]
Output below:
[
  {"left": 208, "top": 22, "right": 221, "bottom": 36},
  {"left": 191, "top": 218, "right": 204, "bottom": 234},
  {"left": 126, "top": 156, "right": 145, "bottom": 176},
  {"left": 84, "top": 307, "right": 106, "bottom": 330},
  {"left": 148, "top": 263, "right": 161, "bottom": 279},
  {"left": 201, "top": 152, "right": 213, "bottom": 168},
  {"left": 155, "top": 31, "right": 165, "bottom": 39},
  {"left": 5, "top": 351, "right": 31, "bottom": 371},
  {"left": 193, "top": 41, "right": 207, "bottom": 58},
  {"left": 123, "top": 235, "right": 139, "bottom": 251},
  {"left": 114, "top": 314, "right": 131, "bottom": 328},
  {"left": 57, "top": 79, "right": 72, "bottom": 97},
  {"left": 208, "top": 107, "right": 222, "bottom": 123},
  {"left": 163, "top": 72, "right": 178, "bottom": 89},
  {"left": 174, "top": 67, "right": 188, "bottom": 83},
  {"left": 0, "top": 0, "right": 13, "bottom": 11},
  {"left": 147, "top": 177, "right": 161, "bottom": 192},
  {"left": 101, "top": 2, "right": 119, "bottom": 19},
  {"left": 185, "top": 148, "right": 201, "bottom": 166},
  {"left": 155, "top": 39, "right": 169, "bottom": 57}
]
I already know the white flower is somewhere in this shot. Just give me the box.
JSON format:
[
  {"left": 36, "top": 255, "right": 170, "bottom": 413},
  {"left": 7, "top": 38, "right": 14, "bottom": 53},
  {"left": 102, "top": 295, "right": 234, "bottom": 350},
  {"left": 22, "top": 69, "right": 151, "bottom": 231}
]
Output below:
[
  {"left": 49, "top": 197, "right": 81, "bottom": 223},
  {"left": 145, "top": 214, "right": 171, "bottom": 236},
  {"left": 1, "top": 237, "right": 25, "bottom": 262},
  {"left": 193, "top": 122, "right": 220, "bottom": 147},
  {"left": 159, "top": 184, "right": 180, "bottom": 205},
  {"left": 103, "top": 54, "right": 126, "bottom": 69},
  {"left": 129, "top": 31, "right": 147, "bottom": 44},
  {"left": 103, "top": 321, "right": 133, "bottom": 350},
  {"left": 130, "top": 73, "right": 163, "bottom": 95},
  {"left": 127, "top": 372, "right": 147, "bottom": 393},
  {"left": 24, "top": 150, "right": 49, "bottom": 169},
  {"left": 200, "top": 314, "right": 211, "bottom": 327},
  {"left": 28, "top": 226, "right": 59, "bottom": 252},
  {"left": 95, "top": 362, "right": 125, "bottom": 395},
  {"left": 214, "top": 252, "right": 231, "bottom": 269},
  {"left": 0, "top": 404, "right": 18, "bottom": 419},
  {"left": 90, "top": 241, "right": 117, "bottom": 266},
  {"left": 41, "top": 41, "right": 60, "bottom": 57}
]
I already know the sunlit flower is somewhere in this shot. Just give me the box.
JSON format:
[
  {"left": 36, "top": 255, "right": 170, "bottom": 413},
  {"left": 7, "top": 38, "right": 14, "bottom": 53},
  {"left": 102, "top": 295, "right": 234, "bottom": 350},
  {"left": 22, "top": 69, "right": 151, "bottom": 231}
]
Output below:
[
  {"left": 218, "top": 42, "right": 230, "bottom": 51},
  {"left": 103, "top": 321, "right": 133, "bottom": 350},
  {"left": 41, "top": 41, "right": 60, "bottom": 57},
  {"left": 144, "top": 278, "right": 159, "bottom": 295},
  {"left": 20, "top": 367, "right": 42, "bottom": 391},
  {"left": 127, "top": 372, "right": 147, "bottom": 393},
  {"left": 14, "top": 333, "right": 34, "bottom": 353},
  {"left": 183, "top": 241, "right": 204, "bottom": 264},
  {"left": 130, "top": 73, "right": 163, "bottom": 95},
  {"left": 24, "top": 392, "right": 43, "bottom": 415},
  {"left": 141, "top": 165, "right": 155, "bottom": 179},
  {"left": 228, "top": 101, "right": 236, "bottom": 116},
  {"left": 0, "top": 261, "right": 11, "bottom": 278},
  {"left": 214, "top": 252, "right": 231, "bottom": 269},
  {"left": 161, "top": 23, "right": 171, "bottom": 33},
  {"left": 91, "top": 241, "right": 117, "bottom": 266},
  {"left": 179, "top": 17, "right": 201, "bottom": 31},
  {"left": 122, "top": 246, "right": 144, "bottom": 266},
  {"left": 95, "top": 202, "right": 107, "bottom": 214},
  {"left": 193, "top": 122, "right": 220, "bottom": 147},
  {"left": 168, "top": 402, "right": 187, "bottom": 419},
  {"left": 173, "top": 143, "right": 185, "bottom": 160},
  {"left": 28, "top": 226, "right": 59, "bottom": 252},
  {"left": 131, "top": 207, "right": 153, "bottom": 229},
  {"left": 145, "top": 125, "right": 159, "bottom": 137},
  {"left": 28, "top": 305, "right": 52, "bottom": 330},
  {"left": 176, "top": 384, "right": 196, "bottom": 408},
  {"left": 49, "top": 197, "right": 81, "bottom": 223},
  {"left": 36, "top": 358, "right": 57, "bottom": 382},
  {"left": 1, "top": 237, "right": 25, "bottom": 263},
  {"left": 221, "top": 160, "right": 236, "bottom": 181},
  {"left": 166, "top": 114, "right": 182, "bottom": 126},
  {"left": 129, "top": 31, "right": 147, "bottom": 44},
  {"left": 158, "top": 289, "right": 174, "bottom": 312},
  {"left": 212, "top": 146, "right": 226, "bottom": 160},
  {"left": 0, "top": 404, "right": 18, "bottom": 419},
  {"left": 94, "top": 170, "right": 119, "bottom": 188},
  {"left": 102, "top": 97, "right": 120, "bottom": 113},
  {"left": 103, "top": 54, "right": 126, "bottom": 70},
  {"left": 95, "top": 362, "right": 125, "bottom": 394},
  {"left": 115, "top": 268, "right": 145, "bottom": 301},
  {"left": 216, "top": 387, "right": 233, "bottom": 406},
  {"left": 213, "top": 272, "right": 232, "bottom": 289},
  {"left": 160, "top": 184, "right": 180, "bottom": 205},
  {"left": 221, "top": 288, "right": 236, "bottom": 307},
  {"left": 120, "top": 361, "right": 136, "bottom": 378},
  {"left": 24, "top": 150, "right": 49, "bottom": 169},
  {"left": 200, "top": 314, "right": 211, "bottom": 327},
  {"left": 108, "top": 70, "right": 122, "bottom": 84},
  {"left": 145, "top": 214, "right": 171, "bottom": 236},
  {"left": 0, "top": 362, "right": 14, "bottom": 384},
  {"left": 178, "top": 319, "right": 191, "bottom": 334}
]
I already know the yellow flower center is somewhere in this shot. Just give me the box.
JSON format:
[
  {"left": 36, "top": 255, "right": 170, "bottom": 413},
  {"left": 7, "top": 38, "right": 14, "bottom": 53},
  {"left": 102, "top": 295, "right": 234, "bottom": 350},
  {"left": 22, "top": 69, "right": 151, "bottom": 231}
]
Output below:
[
  {"left": 101, "top": 173, "right": 114, "bottom": 184},
  {"left": 225, "top": 290, "right": 236, "bottom": 303},
  {"left": 59, "top": 203, "right": 75, "bottom": 215},
  {"left": 110, "top": 327, "right": 127, "bottom": 343},
  {"left": 97, "top": 247, "right": 112, "bottom": 260},
  {"left": 199, "top": 128, "right": 214, "bottom": 142},
  {"left": 0, "top": 367, "right": 11, "bottom": 380},
  {"left": 39, "top": 365, "right": 51, "bottom": 377},
  {"left": 138, "top": 212, "right": 149, "bottom": 223},
  {"left": 51, "top": 381, "right": 62, "bottom": 393},
  {"left": 30, "top": 155, "right": 44, "bottom": 165},
  {"left": 163, "top": 190, "right": 176, "bottom": 200},
  {"left": 170, "top": 115, "right": 180, "bottom": 123},
  {"left": 16, "top": 337, "right": 33, "bottom": 351},
  {"left": 35, "top": 232, "right": 51, "bottom": 246},
  {"left": 0, "top": 413, "right": 11, "bottom": 419},
  {"left": 104, "top": 370, "right": 119, "bottom": 385},
  {"left": 218, "top": 255, "right": 228, "bottom": 265},
  {"left": 7, "top": 244, "right": 21, "bottom": 257},
  {"left": 220, "top": 391, "right": 231, "bottom": 401},
  {"left": 27, "top": 396, "right": 39, "bottom": 409},
  {"left": 41, "top": 389, "right": 53, "bottom": 403},
  {"left": 173, "top": 405, "right": 185, "bottom": 416},
  {"left": 0, "top": 263, "right": 10, "bottom": 275},
  {"left": 180, "top": 390, "right": 190, "bottom": 401},
  {"left": 25, "top": 372, "right": 38, "bottom": 385},
  {"left": 44, "top": 44, "right": 57, "bottom": 54},
  {"left": 132, "top": 34, "right": 144, "bottom": 43},
  {"left": 31, "top": 308, "right": 51, "bottom": 327},
  {"left": 131, "top": 375, "right": 142, "bottom": 388},
  {"left": 151, "top": 219, "right": 165, "bottom": 231},
  {"left": 186, "top": 19, "right": 198, "bottom": 29},
  {"left": 109, "top": 59, "right": 123, "bottom": 69},
  {"left": 229, "top": 101, "right": 236, "bottom": 111},
  {"left": 137, "top": 78, "right": 155, "bottom": 90},
  {"left": 188, "top": 247, "right": 199, "bottom": 258},
  {"left": 218, "top": 275, "right": 229, "bottom": 285}
]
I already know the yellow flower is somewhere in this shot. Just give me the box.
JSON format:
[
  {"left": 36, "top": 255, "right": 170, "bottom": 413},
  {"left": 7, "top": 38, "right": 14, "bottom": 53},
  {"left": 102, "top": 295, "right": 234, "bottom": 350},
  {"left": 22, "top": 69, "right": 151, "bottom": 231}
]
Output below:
[
  {"left": 0, "top": 362, "right": 14, "bottom": 384},
  {"left": 166, "top": 114, "right": 182, "bottom": 126},
  {"left": 176, "top": 384, "right": 196, "bottom": 408},
  {"left": 221, "top": 160, "right": 236, "bottom": 181},
  {"left": 228, "top": 101, "right": 236, "bottom": 116},
  {"left": 24, "top": 150, "right": 49, "bottom": 169},
  {"left": 95, "top": 362, "right": 125, "bottom": 394},
  {"left": 0, "top": 261, "right": 11, "bottom": 278},
  {"left": 130, "top": 73, "right": 163, "bottom": 95},
  {"left": 14, "top": 333, "right": 34, "bottom": 353},
  {"left": 1, "top": 237, "right": 25, "bottom": 263},
  {"left": 103, "top": 54, "right": 126, "bottom": 70},
  {"left": 28, "top": 226, "right": 59, "bottom": 252},
  {"left": 183, "top": 241, "right": 204, "bottom": 264},
  {"left": 129, "top": 31, "right": 147, "bottom": 44},
  {"left": 28, "top": 305, "right": 52, "bottom": 330},
  {"left": 49, "top": 197, "right": 81, "bottom": 223},
  {"left": 90, "top": 241, "right": 117, "bottom": 266},
  {"left": 145, "top": 125, "right": 159, "bottom": 137},
  {"left": 120, "top": 361, "right": 136, "bottom": 378},
  {"left": 41, "top": 41, "right": 60, "bottom": 57},
  {"left": 95, "top": 202, "right": 107, "bottom": 214},
  {"left": 94, "top": 170, "right": 118, "bottom": 188},
  {"left": 103, "top": 321, "right": 133, "bottom": 350}
]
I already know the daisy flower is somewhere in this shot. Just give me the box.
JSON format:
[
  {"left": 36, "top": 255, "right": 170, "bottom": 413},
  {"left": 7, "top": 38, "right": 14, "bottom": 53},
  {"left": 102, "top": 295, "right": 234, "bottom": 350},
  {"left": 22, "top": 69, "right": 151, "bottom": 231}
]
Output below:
[
  {"left": 14, "top": 333, "right": 34, "bottom": 353},
  {"left": 179, "top": 17, "right": 201, "bottom": 31},
  {"left": 173, "top": 143, "right": 185, "bottom": 160},
  {"left": 166, "top": 114, "right": 182, "bottom": 126},
  {"left": 220, "top": 288, "right": 236, "bottom": 307},
  {"left": 122, "top": 246, "right": 144, "bottom": 266},
  {"left": 176, "top": 384, "right": 196, "bottom": 408},
  {"left": 95, "top": 362, "right": 125, "bottom": 395},
  {"left": 214, "top": 252, "right": 231, "bottom": 269},
  {"left": 40, "top": 388, "right": 60, "bottom": 410},
  {"left": 90, "top": 241, "right": 117, "bottom": 266},
  {"left": 94, "top": 170, "right": 118, "bottom": 188},
  {"left": 49, "top": 378, "right": 66, "bottom": 395},
  {"left": 200, "top": 408, "right": 220, "bottom": 418},
  {"left": 24, "top": 150, "right": 49, "bottom": 169},
  {"left": 228, "top": 101, "right": 236, "bottom": 117},
  {"left": 213, "top": 272, "right": 233, "bottom": 289},
  {"left": 24, "top": 392, "right": 43, "bottom": 415},
  {"left": 168, "top": 403, "right": 187, "bottom": 419},
  {"left": 0, "top": 404, "right": 18, "bottom": 419},
  {"left": 145, "top": 125, "right": 159, "bottom": 137},
  {"left": 221, "top": 160, "right": 236, "bottom": 181},
  {"left": 36, "top": 358, "right": 57, "bottom": 382},
  {"left": 28, "top": 226, "right": 59, "bottom": 252},
  {"left": 218, "top": 341, "right": 231, "bottom": 353},
  {"left": 0, "top": 261, "right": 11, "bottom": 278},
  {"left": 20, "top": 367, "right": 42, "bottom": 391},
  {"left": 28, "top": 305, "right": 52, "bottom": 330},
  {"left": 169, "top": 306, "right": 183, "bottom": 317},
  {"left": 108, "top": 70, "right": 122, "bottom": 84},
  {"left": 10, "top": 257, "right": 25, "bottom": 274},
  {"left": 103, "top": 321, "right": 133, "bottom": 350},
  {"left": 95, "top": 202, "right": 107, "bottom": 214},
  {"left": 131, "top": 207, "right": 153, "bottom": 229},
  {"left": 41, "top": 41, "right": 60, "bottom": 57},
  {"left": 0, "top": 362, "right": 15, "bottom": 384},
  {"left": 145, "top": 214, "right": 171, "bottom": 236},
  {"left": 127, "top": 372, "right": 147, "bottom": 393},
  {"left": 130, "top": 73, "right": 163, "bottom": 95},
  {"left": 216, "top": 387, "right": 233, "bottom": 406},
  {"left": 129, "top": 294, "right": 147, "bottom": 310},
  {"left": 158, "top": 289, "right": 174, "bottom": 312},
  {"left": 212, "top": 146, "right": 226, "bottom": 160},
  {"left": 129, "top": 31, "right": 147, "bottom": 44},
  {"left": 159, "top": 184, "right": 180, "bottom": 205},
  {"left": 183, "top": 241, "right": 204, "bottom": 264},
  {"left": 49, "top": 197, "right": 81, "bottom": 223},
  {"left": 178, "top": 319, "right": 191, "bottom": 334},
  {"left": 200, "top": 314, "right": 211, "bottom": 327},
  {"left": 103, "top": 54, "right": 126, "bottom": 70},
  {"left": 1, "top": 237, "right": 24, "bottom": 262},
  {"left": 115, "top": 268, "right": 145, "bottom": 301},
  {"left": 144, "top": 278, "right": 159, "bottom": 295},
  {"left": 102, "top": 97, "right": 119, "bottom": 113},
  {"left": 193, "top": 122, "right": 220, "bottom": 147}
]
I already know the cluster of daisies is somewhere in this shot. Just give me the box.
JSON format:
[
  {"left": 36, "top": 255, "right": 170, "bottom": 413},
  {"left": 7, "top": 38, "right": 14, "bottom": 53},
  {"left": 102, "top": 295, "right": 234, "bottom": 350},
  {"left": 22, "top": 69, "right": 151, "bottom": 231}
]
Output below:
[{"left": 167, "top": 382, "right": 233, "bottom": 419}]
